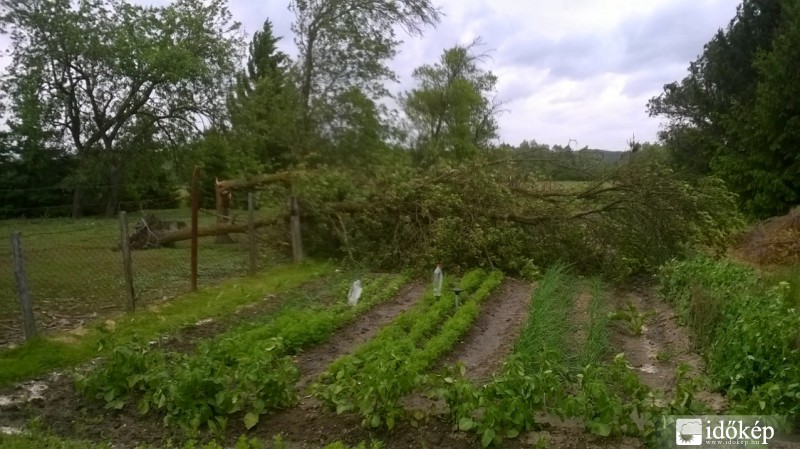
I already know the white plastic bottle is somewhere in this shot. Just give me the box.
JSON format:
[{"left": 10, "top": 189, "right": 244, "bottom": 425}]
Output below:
[
  {"left": 433, "top": 264, "right": 443, "bottom": 297},
  {"left": 347, "top": 279, "right": 362, "bottom": 306}
]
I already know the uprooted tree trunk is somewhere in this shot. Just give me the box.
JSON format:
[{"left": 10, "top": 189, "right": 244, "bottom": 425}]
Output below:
[{"left": 121, "top": 212, "right": 284, "bottom": 250}]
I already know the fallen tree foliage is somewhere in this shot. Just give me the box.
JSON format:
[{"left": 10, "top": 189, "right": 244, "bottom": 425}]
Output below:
[{"left": 272, "top": 151, "right": 742, "bottom": 278}]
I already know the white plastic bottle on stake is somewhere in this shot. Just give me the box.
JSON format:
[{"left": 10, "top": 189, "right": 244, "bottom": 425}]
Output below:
[
  {"left": 347, "top": 279, "right": 362, "bottom": 306},
  {"left": 433, "top": 264, "right": 443, "bottom": 297}
]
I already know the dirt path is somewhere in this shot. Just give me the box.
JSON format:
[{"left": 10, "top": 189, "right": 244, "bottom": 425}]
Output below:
[
  {"left": 222, "top": 283, "right": 427, "bottom": 446},
  {"left": 610, "top": 283, "right": 726, "bottom": 411},
  {"left": 293, "top": 282, "right": 424, "bottom": 391},
  {"left": 436, "top": 278, "right": 531, "bottom": 381}
]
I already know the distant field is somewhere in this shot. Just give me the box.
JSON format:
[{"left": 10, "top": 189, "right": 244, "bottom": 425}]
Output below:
[{"left": 0, "top": 208, "right": 280, "bottom": 344}]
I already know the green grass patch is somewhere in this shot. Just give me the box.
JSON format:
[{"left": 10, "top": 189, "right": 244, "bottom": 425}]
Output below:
[
  {"left": 0, "top": 261, "right": 331, "bottom": 386},
  {"left": 0, "top": 432, "right": 108, "bottom": 449},
  {"left": 0, "top": 208, "right": 280, "bottom": 324}
]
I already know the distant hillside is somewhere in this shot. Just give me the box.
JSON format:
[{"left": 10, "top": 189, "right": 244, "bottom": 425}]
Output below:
[{"left": 577, "top": 149, "right": 627, "bottom": 164}]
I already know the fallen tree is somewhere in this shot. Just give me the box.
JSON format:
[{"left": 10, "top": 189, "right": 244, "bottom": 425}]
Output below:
[
  {"left": 153, "top": 151, "right": 741, "bottom": 278},
  {"left": 283, "top": 153, "right": 743, "bottom": 278},
  {"left": 122, "top": 212, "right": 283, "bottom": 250},
  {"left": 211, "top": 171, "right": 298, "bottom": 244}
]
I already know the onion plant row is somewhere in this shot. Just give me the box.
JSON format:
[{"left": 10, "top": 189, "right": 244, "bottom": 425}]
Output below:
[{"left": 439, "top": 266, "right": 698, "bottom": 447}]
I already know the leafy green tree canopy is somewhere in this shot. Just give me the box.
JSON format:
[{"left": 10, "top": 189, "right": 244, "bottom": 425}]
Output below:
[
  {"left": 0, "top": 0, "right": 244, "bottom": 216},
  {"left": 402, "top": 40, "right": 501, "bottom": 163},
  {"left": 647, "top": 0, "right": 800, "bottom": 217}
]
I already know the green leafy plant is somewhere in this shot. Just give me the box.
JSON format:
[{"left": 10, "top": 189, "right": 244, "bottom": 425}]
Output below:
[
  {"left": 77, "top": 272, "right": 408, "bottom": 434},
  {"left": 658, "top": 256, "right": 800, "bottom": 418},
  {"left": 314, "top": 269, "right": 504, "bottom": 430},
  {"left": 609, "top": 301, "right": 655, "bottom": 336}
]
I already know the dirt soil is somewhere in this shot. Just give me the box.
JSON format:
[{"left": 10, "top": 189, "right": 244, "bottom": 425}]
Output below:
[
  {"left": 436, "top": 278, "right": 531, "bottom": 381},
  {"left": 609, "top": 282, "right": 726, "bottom": 411},
  {"left": 293, "top": 282, "right": 424, "bottom": 390},
  {"left": 734, "top": 206, "right": 800, "bottom": 266}
]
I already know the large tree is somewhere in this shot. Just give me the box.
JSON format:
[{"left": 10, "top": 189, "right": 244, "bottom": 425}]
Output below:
[
  {"left": 225, "top": 19, "right": 301, "bottom": 173},
  {"left": 647, "top": 0, "right": 800, "bottom": 216},
  {"left": 402, "top": 41, "right": 501, "bottom": 163},
  {"left": 289, "top": 0, "right": 441, "bottom": 145},
  {"left": 715, "top": 1, "right": 800, "bottom": 216},
  {"left": 0, "top": 0, "right": 243, "bottom": 217}
]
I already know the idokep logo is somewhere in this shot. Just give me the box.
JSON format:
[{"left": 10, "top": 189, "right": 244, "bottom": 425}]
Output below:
[
  {"left": 669, "top": 415, "right": 780, "bottom": 447},
  {"left": 676, "top": 418, "right": 703, "bottom": 446}
]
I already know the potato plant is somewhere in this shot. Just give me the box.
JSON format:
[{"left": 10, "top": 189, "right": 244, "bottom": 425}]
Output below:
[
  {"left": 658, "top": 256, "right": 800, "bottom": 417},
  {"left": 77, "top": 273, "right": 409, "bottom": 434}
]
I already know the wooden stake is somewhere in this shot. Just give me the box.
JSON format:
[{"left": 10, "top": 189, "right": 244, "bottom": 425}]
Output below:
[
  {"left": 248, "top": 192, "right": 257, "bottom": 275},
  {"left": 11, "top": 232, "right": 36, "bottom": 339}
]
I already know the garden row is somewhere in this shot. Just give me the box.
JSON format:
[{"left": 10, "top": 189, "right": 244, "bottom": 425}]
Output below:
[
  {"left": 76, "top": 271, "right": 410, "bottom": 435},
  {"left": 433, "top": 259, "right": 800, "bottom": 447},
  {"left": 658, "top": 256, "right": 800, "bottom": 419},
  {"left": 432, "top": 266, "right": 711, "bottom": 447},
  {"left": 313, "top": 268, "right": 505, "bottom": 429}
]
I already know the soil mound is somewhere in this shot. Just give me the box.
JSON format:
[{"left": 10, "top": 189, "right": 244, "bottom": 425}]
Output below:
[{"left": 734, "top": 207, "right": 800, "bottom": 266}]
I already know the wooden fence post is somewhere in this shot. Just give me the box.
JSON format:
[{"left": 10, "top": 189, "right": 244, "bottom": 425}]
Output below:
[
  {"left": 290, "top": 195, "right": 303, "bottom": 263},
  {"left": 191, "top": 166, "right": 200, "bottom": 292},
  {"left": 248, "top": 191, "right": 257, "bottom": 275},
  {"left": 118, "top": 212, "right": 136, "bottom": 312},
  {"left": 11, "top": 232, "right": 37, "bottom": 339}
]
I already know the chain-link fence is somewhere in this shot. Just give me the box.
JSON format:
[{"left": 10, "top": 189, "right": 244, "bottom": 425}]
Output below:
[{"left": 0, "top": 206, "right": 289, "bottom": 347}]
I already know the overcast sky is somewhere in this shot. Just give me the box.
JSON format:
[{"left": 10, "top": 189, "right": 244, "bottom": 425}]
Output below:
[
  {"left": 229, "top": 0, "right": 738, "bottom": 150},
  {"left": 1, "top": 0, "right": 740, "bottom": 151}
]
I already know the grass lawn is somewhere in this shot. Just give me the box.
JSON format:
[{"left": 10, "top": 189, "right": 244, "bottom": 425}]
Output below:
[{"left": 0, "top": 208, "right": 282, "bottom": 343}]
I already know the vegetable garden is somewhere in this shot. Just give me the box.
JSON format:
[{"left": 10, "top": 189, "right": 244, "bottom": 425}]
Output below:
[{"left": 2, "top": 255, "right": 798, "bottom": 448}]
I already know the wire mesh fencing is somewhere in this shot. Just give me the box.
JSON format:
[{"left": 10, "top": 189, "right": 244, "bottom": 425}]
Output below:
[{"left": 0, "top": 206, "right": 287, "bottom": 347}]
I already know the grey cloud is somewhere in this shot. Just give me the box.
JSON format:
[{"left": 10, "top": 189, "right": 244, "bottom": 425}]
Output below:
[
  {"left": 616, "top": 0, "right": 734, "bottom": 73},
  {"left": 621, "top": 65, "right": 680, "bottom": 98},
  {"left": 500, "top": 32, "right": 612, "bottom": 80}
]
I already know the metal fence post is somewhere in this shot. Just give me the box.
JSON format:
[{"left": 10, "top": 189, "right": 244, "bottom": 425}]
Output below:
[{"left": 118, "top": 211, "right": 136, "bottom": 312}]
